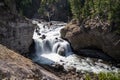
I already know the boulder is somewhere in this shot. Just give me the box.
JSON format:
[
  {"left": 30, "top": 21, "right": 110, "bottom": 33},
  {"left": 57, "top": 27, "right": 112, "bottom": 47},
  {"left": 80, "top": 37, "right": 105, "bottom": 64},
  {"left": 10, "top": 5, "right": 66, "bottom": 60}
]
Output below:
[
  {"left": 0, "top": 44, "right": 61, "bottom": 80},
  {"left": 57, "top": 47, "right": 65, "bottom": 56},
  {"left": 0, "top": 6, "right": 35, "bottom": 54},
  {"left": 61, "top": 19, "right": 120, "bottom": 61}
]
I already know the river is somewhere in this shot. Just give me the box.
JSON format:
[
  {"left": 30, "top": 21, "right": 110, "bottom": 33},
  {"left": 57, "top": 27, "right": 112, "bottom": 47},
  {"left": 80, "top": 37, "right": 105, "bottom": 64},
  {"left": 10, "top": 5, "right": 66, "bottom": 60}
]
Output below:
[{"left": 32, "top": 20, "right": 119, "bottom": 74}]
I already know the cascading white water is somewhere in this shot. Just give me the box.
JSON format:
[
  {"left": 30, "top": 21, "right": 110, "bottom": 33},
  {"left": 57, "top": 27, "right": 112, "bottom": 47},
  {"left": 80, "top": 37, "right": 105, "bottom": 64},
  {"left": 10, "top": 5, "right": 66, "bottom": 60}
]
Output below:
[
  {"left": 32, "top": 21, "right": 72, "bottom": 64},
  {"left": 32, "top": 20, "right": 119, "bottom": 73}
]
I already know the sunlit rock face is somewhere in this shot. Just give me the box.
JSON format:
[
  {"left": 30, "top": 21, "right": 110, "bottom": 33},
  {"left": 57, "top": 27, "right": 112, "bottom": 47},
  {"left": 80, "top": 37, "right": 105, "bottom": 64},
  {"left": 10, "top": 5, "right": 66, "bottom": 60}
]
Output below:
[
  {"left": 32, "top": 20, "right": 119, "bottom": 73},
  {"left": 61, "top": 19, "right": 120, "bottom": 61},
  {"left": 0, "top": 11, "right": 35, "bottom": 54},
  {"left": 0, "top": 44, "right": 61, "bottom": 80}
]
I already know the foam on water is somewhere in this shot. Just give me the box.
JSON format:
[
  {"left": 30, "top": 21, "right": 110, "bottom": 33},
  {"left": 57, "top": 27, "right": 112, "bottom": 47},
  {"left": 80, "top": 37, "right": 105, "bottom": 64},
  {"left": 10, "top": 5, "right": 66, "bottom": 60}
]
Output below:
[{"left": 32, "top": 20, "right": 119, "bottom": 73}]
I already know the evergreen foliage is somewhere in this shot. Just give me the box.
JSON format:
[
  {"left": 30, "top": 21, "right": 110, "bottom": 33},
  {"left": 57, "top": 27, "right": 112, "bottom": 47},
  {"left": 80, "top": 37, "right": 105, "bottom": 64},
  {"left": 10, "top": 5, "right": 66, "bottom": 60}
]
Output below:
[
  {"left": 16, "top": 0, "right": 120, "bottom": 33},
  {"left": 69, "top": 0, "right": 120, "bottom": 33},
  {"left": 38, "top": 0, "right": 59, "bottom": 20},
  {"left": 68, "top": 0, "right": 83, "bottom": 20},
  {"left": 38, "top": 0, "right": 70, "bottom": 21}
]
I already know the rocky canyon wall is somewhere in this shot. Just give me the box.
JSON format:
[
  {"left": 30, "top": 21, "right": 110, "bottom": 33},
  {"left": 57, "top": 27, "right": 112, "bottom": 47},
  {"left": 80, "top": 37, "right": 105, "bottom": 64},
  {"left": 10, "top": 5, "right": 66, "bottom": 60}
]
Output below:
[
  {"left": 0, "top": 0, "right": 35, "bottom": 54},
  {"left": 61, "top": 19, "right": 120, "bottom": 61}
]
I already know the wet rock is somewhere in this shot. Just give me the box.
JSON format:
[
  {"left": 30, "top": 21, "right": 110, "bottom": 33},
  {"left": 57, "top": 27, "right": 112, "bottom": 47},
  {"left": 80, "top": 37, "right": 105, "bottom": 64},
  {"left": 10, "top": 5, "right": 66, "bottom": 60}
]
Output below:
[
  {"left": 61, "top": 19, "right": 120, "bottom": 61},
  {"left": 60, "top": 60, "right": 64, "bottom": 62},
  {"left": 41, "top": 35, "right": 46, "bottom": 39},
  {"left": 49, "top": 22, "right": 53, "bottom": 26},
  {"left": 37, "top": 32, "right": 41, "bottom": 35},
  {"left": 35, "top": 27, "right": 40, "bottom": 34},
  {"left": 52, "top": 63, "right": 64, "bottom": 71},
  {"left": 78, "top": 49, "right": 114, "bottom": 61},
  {"left": 66, "top": 66, "right": 76, "bottom": 72},
  {"left": 57, "top": 47, "right": 65, "bottom": 56}
]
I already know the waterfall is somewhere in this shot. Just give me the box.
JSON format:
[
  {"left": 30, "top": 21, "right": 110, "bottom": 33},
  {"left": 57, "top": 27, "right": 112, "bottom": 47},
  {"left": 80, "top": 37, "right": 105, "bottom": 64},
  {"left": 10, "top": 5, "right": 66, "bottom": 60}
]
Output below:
[
  {"left": 32, "top": 20, "right": 119, "bottom": 73},
  {"left": 32, "top": 21, "right": 72, "bottom": 64}
]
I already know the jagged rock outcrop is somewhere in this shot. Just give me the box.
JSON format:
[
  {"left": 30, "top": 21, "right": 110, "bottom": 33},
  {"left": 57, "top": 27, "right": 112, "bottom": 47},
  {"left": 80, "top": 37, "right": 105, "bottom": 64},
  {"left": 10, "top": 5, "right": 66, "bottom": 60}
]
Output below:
[
  {"left": 0, "top": 44, "right": 61, "bottom": 80},
  {"left": 61, "top": 19, "right": 120, "bottom": 61},
  {"left": 0, "top": 1, "right": 35, "bottom": 54},
  {"left": 0, "top": 12, "right": 35, "bottom": 54}
]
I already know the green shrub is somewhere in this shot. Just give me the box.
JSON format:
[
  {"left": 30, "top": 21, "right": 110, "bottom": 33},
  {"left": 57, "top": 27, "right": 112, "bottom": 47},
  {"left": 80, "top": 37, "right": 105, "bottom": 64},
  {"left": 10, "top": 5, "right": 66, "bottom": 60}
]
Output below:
[{"left": 85, "top": 72, "right": 120, "bottom": 80}]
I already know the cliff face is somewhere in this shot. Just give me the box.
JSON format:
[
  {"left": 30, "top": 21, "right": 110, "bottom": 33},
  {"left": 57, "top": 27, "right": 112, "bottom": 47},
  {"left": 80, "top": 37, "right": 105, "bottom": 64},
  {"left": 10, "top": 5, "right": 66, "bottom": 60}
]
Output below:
[
  {"left": 61, "top": 19, "right": 120, "bottom": 61},
  {"left": 0, "top": 0, "right": 35, "bottom": 54}
]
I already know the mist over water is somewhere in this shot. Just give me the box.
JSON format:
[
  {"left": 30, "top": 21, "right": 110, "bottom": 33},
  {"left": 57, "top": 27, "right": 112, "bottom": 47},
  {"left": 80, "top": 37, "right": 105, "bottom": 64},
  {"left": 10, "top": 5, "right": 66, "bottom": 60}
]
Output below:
[{"left": 32, "top": 20, "right": 119, "bottom": 73}]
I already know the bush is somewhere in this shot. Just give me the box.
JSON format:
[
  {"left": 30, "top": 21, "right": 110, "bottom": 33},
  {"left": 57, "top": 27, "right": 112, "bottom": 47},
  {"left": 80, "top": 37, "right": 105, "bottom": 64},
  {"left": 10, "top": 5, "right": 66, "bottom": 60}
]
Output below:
[{"left": 85, "top": 72, "right": 120, "bottom": 80}]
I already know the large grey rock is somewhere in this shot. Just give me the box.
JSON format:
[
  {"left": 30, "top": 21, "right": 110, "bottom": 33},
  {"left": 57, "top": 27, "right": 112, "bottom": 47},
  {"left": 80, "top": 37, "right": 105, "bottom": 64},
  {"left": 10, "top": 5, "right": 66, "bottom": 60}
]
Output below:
[
  {"left": 57, "top": 47, "right": 65, "bottom": 56},
  {"left": 0, "top": 9, "right": 35, "bottom": 54},
  {"left": 61, "top": 19, "right": 120, "bottom": 61},
  {"left": 0, "top": 44, "right": 61, "bottom": 80}
]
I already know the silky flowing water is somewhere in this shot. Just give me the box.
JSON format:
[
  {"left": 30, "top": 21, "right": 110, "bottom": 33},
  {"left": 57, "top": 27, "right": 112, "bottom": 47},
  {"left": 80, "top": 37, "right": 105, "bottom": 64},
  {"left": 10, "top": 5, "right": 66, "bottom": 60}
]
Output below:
[{"left": 32, "top": 20, "right": 119, "bottom": 74}]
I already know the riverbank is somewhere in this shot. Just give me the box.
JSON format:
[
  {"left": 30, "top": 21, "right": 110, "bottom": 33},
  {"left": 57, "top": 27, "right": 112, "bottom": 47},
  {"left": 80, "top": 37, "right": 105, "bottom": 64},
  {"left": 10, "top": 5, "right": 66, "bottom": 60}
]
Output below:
[
  {"left": 30, "top": 20, "right": 120, "bottom": 80},
  {"left": 37, "top": 62, "right": 120, "bottom": 80}
]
